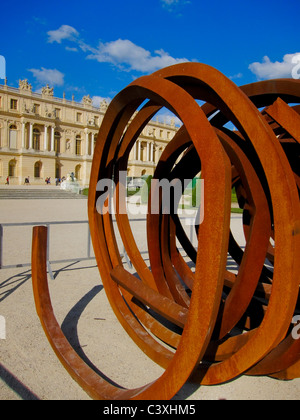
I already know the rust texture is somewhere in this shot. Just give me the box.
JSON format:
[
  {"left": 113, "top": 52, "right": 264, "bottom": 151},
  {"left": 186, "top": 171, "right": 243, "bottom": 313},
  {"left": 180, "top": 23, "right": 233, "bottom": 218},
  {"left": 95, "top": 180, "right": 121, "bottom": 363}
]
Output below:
[{"left": 32, "top": 63, "right": 300, "bottom": 399}]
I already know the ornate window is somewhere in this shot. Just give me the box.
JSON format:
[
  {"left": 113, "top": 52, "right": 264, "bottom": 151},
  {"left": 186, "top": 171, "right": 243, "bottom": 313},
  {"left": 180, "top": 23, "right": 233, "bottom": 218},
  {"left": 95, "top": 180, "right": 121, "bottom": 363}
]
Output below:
[
  {"left": 76, "top": 135, "right": 81, "bottom": 155},
  {"left": 9, "top": 124, "right": 18, "bottom": 149},
  {"left": 54, "top": 108, "right": 61, "bottom": 119},
  {"left": 33, "top": 104, "right": 40, "bottom": 114},
  {"left": 33, "top": 128, "right": 40, "bottom": 151},
  {"left": 8, "top": 159, "right": 16, "bottom": 177},
  {"left": 10, "top": 99, "right": 18, "bottom": 110},
  {"left": 54, "top": 132, "right": 61, "bottom": 153},
  {"left": 56, "top": 163, "right": 61, "bottom": 179},
  {"left": 34, "top": 161, "right": 42, "bottom": 178}
]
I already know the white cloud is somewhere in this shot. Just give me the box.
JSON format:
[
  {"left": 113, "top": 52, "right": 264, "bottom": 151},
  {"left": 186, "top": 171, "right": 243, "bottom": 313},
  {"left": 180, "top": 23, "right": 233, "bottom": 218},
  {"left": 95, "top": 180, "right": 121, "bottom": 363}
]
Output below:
[
  {"left": 65, "top": 46, "right": 78, "bottom": 52},
  {"left": 46, "top": 25, "right": 189, "bottom": 73},
  {"left": 249, "top": 53, "right": 300, "bottom": 80},
  {"left": 155, "top": 109, "right": 182, "bottom": 127},
  {"left": 92, "top": 96, "right": 112, "bottom": 107},
  {"left": 87, "top": 39, "right": 188, "bottom": 73},
  {"left": 161, "top": 0, "right": 180, "bottom": 5},
  {"left": 28, "top": 67, "right": 65, "bottom": 86},
  {"left": 229, "top": 72, "right": 243, "bottom": 80},
  {"left": 161, "top": 0, "right": 191, "bottom": 12},
  {"left": 47, "top": 25, "right": 79, "bottom": 44}
]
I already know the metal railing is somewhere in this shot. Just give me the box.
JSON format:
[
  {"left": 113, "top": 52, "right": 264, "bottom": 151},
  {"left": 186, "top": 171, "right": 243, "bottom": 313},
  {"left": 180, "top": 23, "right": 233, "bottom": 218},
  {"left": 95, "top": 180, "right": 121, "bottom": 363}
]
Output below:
[
  {"left": 0, "top": 220, "right": 95, "bottom": 280},
  {"left": 0, "top": 216, "right": 197, "bottom": 280}
]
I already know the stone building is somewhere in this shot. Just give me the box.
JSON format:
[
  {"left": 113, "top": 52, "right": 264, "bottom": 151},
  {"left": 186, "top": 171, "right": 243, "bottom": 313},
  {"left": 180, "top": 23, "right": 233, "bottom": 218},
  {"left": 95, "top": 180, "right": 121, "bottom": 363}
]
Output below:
[{"left": 0, "top": 79, "right": 178, "bottom": 186}]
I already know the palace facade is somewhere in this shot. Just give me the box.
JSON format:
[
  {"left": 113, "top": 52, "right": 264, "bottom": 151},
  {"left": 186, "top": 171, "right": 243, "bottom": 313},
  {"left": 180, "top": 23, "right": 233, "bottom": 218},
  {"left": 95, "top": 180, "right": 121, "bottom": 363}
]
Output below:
[{"left": 0, "top": 79, "right": 178, "bottom": 186}]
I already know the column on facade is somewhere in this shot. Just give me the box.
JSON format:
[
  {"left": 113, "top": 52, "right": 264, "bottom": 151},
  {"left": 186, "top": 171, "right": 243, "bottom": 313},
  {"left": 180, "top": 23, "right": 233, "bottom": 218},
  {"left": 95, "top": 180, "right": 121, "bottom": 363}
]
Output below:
[
  {"left": 21, "top": 121, "right": 26, "bottom": 149},
  {"left": 85, "top": 129, "right": 89, "bottom": 156},
  {"left": 133, "top": 141, "right": 137, "bottom": 160},
  {"left": 150, "top": 142, "right": 154, "bottom": 163},
  {"left": 91, "top": 133, "right": 95, "bottom": 156},
  {"left": 29, "top": 123, "right": 33, "bottom": 149},
  {"left": 137, "top": 140, "right": 141, "bottom": 161},
  {"left": 1, "top": 120, "right": 7, "bottom": 148},
  {"left": 44, "top": 125, "right": 48, "bottom": 151},
  {"left": 72, "top": 132, "right": 76, "bottom": 155},
  {"left": 50, "top": 126, "right": 55, "bottom": 152},
  {"left": 146, "top": 141, "right": 150, "bottom": 162}
]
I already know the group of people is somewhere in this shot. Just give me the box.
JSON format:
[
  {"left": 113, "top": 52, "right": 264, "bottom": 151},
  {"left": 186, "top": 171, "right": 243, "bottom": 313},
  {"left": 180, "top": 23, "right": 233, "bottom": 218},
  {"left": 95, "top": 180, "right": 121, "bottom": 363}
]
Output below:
[
  {"left": 56, "top": 176, "right": 66, "bottom": 186},
  {"left": 45, "top": 176, "right": 66, "bottom": 186},
  {"left": 5, "top": 176, "right": 30, "bottom": 185},
  {"left": 5, "top": 175, "right": 67, "bottom": 186},
  {"left": 5, "top": 175, "right": 30, "bottom": 185}
]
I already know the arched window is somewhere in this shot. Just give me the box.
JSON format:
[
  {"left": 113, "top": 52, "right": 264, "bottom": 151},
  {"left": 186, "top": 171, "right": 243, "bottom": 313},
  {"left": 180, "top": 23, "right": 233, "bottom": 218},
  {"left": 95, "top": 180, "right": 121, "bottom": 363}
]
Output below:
[
  {"left": 56, "top": 163, "right": 61, "bottom": 179},
  {"left": 75, "top": 164, "right": 81, "bottom": 180},
  {"left": 9, "top": 124, "right": 17, "bottom": 149},
  {"left": 33, "top": 128, "right": 40, "bottom": 151},
  {"left": 8, "top": 159, "right": 16, "bottom": 177},
  {"left": 34, "top": 161, "right": 42, "bottom": 178},
  {"left": 54, "top": 131, "right": 61, "bottom": 153}
]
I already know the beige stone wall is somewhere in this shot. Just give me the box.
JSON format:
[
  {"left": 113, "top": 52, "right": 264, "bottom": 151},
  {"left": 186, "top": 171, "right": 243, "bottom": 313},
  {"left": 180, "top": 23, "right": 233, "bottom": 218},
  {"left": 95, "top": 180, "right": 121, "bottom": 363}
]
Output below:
[
  {"left": 0, "top": 80, "right": 178, "bottom": 186},
  {"left": 0, "top": 153, "right": 20, "bottom": 185}
]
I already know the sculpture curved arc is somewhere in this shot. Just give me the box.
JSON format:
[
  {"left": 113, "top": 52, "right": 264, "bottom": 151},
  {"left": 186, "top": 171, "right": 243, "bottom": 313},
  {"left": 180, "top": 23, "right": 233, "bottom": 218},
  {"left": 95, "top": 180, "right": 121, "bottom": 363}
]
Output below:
[{"left": 31, "top": 62, "right": 300, "bottom": 399}]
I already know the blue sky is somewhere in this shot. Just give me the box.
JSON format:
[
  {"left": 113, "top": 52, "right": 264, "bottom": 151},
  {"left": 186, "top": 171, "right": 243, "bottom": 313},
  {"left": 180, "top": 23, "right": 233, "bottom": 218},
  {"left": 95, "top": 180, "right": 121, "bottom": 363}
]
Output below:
[{"left": 0, "top": 0, "right": 299, "bottom": 110}]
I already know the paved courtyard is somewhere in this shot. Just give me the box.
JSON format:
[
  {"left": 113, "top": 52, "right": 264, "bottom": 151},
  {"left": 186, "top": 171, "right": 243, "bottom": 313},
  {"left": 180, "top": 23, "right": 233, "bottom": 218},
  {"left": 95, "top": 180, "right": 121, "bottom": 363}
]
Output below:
[{"left": 0, "top": 187, "right": 299, "bottom": 400}]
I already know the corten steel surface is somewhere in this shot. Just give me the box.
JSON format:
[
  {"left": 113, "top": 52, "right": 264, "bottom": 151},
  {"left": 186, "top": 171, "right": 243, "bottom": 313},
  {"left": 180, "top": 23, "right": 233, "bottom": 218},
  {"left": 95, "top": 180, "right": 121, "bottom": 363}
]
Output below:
[{"left": 31, "top": 63, "right": 300, "bottom": 400}]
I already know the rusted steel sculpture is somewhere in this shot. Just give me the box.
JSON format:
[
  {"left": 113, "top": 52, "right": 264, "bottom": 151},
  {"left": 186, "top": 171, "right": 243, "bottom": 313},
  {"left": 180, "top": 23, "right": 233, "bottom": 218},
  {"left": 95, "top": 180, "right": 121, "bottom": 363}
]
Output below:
[{"left": 32, "top": 63, "right": 300, "bottom": 399}]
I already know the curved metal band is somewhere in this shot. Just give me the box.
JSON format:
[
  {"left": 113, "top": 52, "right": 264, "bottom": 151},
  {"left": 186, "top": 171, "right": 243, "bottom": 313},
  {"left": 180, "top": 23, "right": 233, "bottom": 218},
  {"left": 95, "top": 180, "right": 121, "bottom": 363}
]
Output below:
[{"left": 32, "top": 63, "right": 300, "bottom": 399}]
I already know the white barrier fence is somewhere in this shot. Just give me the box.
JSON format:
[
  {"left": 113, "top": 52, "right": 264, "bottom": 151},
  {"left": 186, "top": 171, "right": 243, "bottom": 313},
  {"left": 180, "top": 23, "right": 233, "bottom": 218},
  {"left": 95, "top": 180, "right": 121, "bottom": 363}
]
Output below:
[
  {"left": 0, "top": 217, "right": 197, "bottom": 280},
  {"left": 0, "top": 221, "right": 96, "bottom": 280}
]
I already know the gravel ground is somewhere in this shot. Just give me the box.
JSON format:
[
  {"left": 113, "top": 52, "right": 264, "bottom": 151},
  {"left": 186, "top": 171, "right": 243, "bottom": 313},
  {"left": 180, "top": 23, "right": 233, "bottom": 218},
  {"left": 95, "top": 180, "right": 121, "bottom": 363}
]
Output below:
[{"left": 0, "top": 193, "right": 299, "bottom": 400}]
